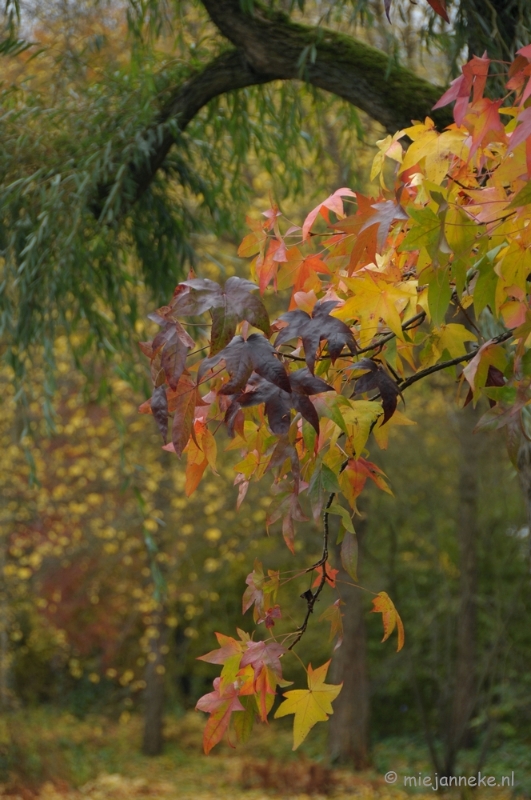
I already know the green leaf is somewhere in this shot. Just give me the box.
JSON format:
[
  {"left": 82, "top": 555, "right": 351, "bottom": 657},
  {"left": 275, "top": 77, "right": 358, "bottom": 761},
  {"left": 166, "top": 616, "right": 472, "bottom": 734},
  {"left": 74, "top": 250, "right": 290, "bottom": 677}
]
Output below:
[
  {"left": 400, "top": 206, "right": 441, "bottom": 252},
  {"left": 340, "top": 532, "right": 358, "bottom": 580},
  {"left": 473, "top": 254, "right": 498, "bottom": 318},
  {"left": 321, "top": 464, "right": 342, "bottom": 494},
  {"left": 508, "top": 181, "right": 531, "bottom": 209},
  {"left": 327, "top": 503, "right": 355, "bottom": 533},
  {"left": 427, "top": 267, "right": 452, "bottom": 328},
  {"left": 233, "top": 695, "right": 255, "bottom": 744}
]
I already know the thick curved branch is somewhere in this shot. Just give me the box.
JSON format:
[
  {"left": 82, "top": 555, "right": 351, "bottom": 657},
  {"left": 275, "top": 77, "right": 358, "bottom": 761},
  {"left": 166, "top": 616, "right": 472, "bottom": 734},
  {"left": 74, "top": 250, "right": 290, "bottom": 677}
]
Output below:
[
  {"left": 200, "top": 0, "right": 451, "bottom": 133},
  {"left": 99, "top": 2, "right": 452, "bottom": 210},
  {"left": 93, "top": 49, "right": 276, "bottom": 214}
]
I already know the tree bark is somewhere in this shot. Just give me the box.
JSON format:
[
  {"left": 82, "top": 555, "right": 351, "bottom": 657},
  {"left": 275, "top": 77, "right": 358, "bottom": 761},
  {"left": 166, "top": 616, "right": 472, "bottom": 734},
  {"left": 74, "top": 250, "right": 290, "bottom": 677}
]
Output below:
[
  {"left": 328, "top": 519, "right": 370, "bottom": 769},
  {"left": 516, "top": 437, "right": 531, "bottom": 565},
  {"left": 95, "top": 0, "right": 453, "bottom": 213},
  {"left": 443, "top": 402, "right": 481, "bottom": 776},
  {"left": 142, "top": 607, "right": 168, "bottom": 756}
]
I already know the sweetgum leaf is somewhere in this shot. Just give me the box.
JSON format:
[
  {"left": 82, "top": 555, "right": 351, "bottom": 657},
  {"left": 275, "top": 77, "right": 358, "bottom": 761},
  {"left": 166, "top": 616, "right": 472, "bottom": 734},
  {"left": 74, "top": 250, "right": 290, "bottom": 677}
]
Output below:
[
  {"left": 237, "top": 377, "right": 292, "bottom": 435},
  {"left": 198, "top": 334, "right": 290, "bottom": 395},
  {"left": 151, "top": 322, "right": 194, "bottom": 390},
  {"left": 274, "top": 660, "right": 342, "bottom": 750},
  {"left": 371, "top": 591, "right": 405, "bottom": 652},
  {"left": 275, "top": 300, "right": 357, "bottom": 373},
  {"left": 170, "top": 277, "right": 270, "bottom": 354},
  {"left": 352, "top": 358, "right": 402, "bottom": 423},
  {"left": 171, "top": 375, "right": 198, "bottom": 457},
  {"left": 235, "top": 369, "right": 333, "bottom": 435},
  {"left": 150, "top": 385, "right": 168, "bottom": 443}
]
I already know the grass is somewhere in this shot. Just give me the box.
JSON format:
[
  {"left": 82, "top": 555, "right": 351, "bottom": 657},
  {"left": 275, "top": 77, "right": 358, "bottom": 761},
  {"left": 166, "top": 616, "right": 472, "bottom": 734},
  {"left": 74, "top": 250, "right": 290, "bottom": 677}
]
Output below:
[{"left": 0, "top": 709, "right": 528, "bottom": 799}]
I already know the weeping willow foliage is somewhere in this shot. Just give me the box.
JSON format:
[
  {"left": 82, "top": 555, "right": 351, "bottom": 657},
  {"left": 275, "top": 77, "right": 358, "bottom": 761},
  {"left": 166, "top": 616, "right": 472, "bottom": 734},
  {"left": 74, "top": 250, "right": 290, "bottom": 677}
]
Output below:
[{"left": 0, "top": 1, "right": 365, "bottom": 412}]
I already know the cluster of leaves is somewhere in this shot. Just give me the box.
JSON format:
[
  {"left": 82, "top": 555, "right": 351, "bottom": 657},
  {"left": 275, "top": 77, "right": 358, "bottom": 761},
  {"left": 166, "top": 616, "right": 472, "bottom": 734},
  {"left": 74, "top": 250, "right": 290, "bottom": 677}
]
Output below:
[{"left": 140, "top": 47, "right": 531, "bottom": 751}]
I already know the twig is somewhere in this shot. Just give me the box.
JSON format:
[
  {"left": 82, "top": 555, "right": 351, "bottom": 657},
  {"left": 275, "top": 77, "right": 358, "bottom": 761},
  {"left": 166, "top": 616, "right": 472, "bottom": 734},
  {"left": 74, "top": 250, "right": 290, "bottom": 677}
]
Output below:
[
  {"left": 278, "top": 311, "right": 427, "bottom": 363},
  {"left": 287, "top": 491, "right": 335, "bottom": 651},
  {"left": 397, "top": 330, "right": 513, "bottom": 392}
]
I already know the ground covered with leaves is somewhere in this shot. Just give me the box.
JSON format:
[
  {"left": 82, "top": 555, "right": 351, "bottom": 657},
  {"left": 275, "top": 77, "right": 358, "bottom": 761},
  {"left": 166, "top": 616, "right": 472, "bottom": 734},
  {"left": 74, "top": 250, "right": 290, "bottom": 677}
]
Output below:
[{"left": 0, "top": 711, "right": 528, "bottom": 800}]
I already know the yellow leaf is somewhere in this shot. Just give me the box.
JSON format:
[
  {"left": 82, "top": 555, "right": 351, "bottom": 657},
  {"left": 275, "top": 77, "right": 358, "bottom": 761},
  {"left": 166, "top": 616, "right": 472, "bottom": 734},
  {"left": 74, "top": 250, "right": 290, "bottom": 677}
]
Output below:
[
  {"left": 372, "top": 409, "right": 416, "bottom": 450},
  {"left": 340, "top": 399, "right": 383, "bottom": 458},
  {"left": 274, "top": 660, "right": 342, "bottom": 750},
  {"left": 335, "top": 278, "right": 417, "bottom": 346},
  {"left": 400, "top": 125, "right": 468, "bottom": 183},
  {"left": 421, "top": 323, "right": 477, "bottom": 367},
  {"left": 371, "top": 591, "right": 405, "bottom": 652}
]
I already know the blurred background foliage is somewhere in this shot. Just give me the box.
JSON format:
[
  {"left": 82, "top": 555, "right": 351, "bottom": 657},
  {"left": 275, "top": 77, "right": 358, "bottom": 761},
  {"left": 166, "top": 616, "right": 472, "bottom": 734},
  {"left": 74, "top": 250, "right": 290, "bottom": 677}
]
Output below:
[{"left": 1, "top": 0, "right": 531, "bottom": 796}]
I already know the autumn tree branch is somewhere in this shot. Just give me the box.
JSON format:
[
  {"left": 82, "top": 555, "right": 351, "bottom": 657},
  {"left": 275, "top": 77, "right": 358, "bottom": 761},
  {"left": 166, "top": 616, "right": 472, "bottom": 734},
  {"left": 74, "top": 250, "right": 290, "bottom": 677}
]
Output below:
[
  {"left": 96, "top": 1, "right": 452, "bottom": 212},
  {"left": 397, "top": 330, "right": 513, "bottom": 392},
  {"left": 287, "top": 491, "right": 336, "bottom": 651}
]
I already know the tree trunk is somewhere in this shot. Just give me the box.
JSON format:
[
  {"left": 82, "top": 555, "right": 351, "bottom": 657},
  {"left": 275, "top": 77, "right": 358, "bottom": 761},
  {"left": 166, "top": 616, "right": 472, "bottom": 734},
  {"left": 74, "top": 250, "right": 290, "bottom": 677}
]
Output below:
[
  {"left": 443, "top": 402, "right": 481, "bottom": 776},
  {"left": 328, "top": 519, "right": 370, "bottom": 769},
  {"left": 517, "top": 437, "right": 531, "bottom": 565},
  {"left": 142, "top": 608, "right": 168, "bottom": 756}
]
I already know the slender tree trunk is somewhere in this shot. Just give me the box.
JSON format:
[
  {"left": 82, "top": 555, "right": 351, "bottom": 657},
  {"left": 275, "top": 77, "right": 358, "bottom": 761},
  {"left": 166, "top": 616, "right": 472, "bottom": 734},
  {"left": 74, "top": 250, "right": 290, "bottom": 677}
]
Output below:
[
  {"left": 443, "top": 402, "right": 481, "bottom": 775},
  {"left": 517, "top": 437, "right": 531, "bottom": 565},
  {"left": 142, "top": 607, "right": 168, "bottom": 756},
  {"left": 328, "top": 519, "right": 370, "bottom": 769}
]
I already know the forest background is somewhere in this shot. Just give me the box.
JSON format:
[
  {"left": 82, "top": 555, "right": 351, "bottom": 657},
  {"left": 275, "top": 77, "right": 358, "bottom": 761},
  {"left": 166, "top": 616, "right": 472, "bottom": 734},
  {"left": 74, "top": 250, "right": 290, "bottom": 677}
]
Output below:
[{"left": 1, "top": 0, "right": 531, "bottom": 797}]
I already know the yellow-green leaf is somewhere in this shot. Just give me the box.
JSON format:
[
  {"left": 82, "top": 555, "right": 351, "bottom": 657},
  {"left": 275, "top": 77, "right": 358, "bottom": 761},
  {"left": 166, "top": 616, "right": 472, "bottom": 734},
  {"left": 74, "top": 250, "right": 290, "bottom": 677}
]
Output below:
[{"left": 274, "top": 660, "right": 342, "bottom": 750}]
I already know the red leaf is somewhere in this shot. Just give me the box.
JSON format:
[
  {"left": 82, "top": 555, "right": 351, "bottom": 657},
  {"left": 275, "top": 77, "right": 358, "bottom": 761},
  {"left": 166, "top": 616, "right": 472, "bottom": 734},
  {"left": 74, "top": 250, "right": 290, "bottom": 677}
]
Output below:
[
  {"left": 302, "top": 188, "right": 356, "bottom": 241},
  {"left": 240, "top": 640, "right": 285, "bottom": 681},
  {"left": 426, "top": 0, "right": 449, "bottom": 23},
  {"left": 170, "top": 375, "right": 198, "bottom": 457},
  {"left": 312, "top": 565, "right": 339, "bottom": 588},
  {"left": 196, "top": 678, "right": 245, "bottom": 754}
]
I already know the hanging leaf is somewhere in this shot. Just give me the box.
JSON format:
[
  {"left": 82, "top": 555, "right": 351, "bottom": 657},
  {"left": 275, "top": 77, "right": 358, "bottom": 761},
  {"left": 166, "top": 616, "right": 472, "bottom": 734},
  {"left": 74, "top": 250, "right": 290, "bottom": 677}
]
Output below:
[
  {"left": 150, "top": 385, "right": 168, "bottom": 443},
  {"left": 319, "top": 599, "right": 345, "bottom": 650},
  {"left": 351, "top": 358, "right": 403, "bottom": 423},
  {"left": 274, "top": 660, "right": 342, "bottom": 750},
  {"left": 198, "top": 334, "right": 290, "bottom": 395},
  {"left": 275, "top": 300, "right": 357, "bottom": 374},
  {"left": 196, "top": 678, "right": 245, "bottom": 754},
  {"left": 340, "top": 531, "right": 358, "bottom": 580},
  {"left": 171, "top": 277, "right": 270, "bottom": 354},
  {"left": 371, "top": 591, "right": 405, "bottom": 652}
]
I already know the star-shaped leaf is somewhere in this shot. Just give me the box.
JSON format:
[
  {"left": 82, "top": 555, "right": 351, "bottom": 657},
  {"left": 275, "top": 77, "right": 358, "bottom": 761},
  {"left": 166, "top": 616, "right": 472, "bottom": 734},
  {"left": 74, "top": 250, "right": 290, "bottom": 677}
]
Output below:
[
  {"left": 275, "top": 301, "right": 357, "bottom": 373},
  {"left": 351, "top": 358, "right": 403, "bottom": 423},
  {"left": 274, "top": 660, "right": 342, "bottom": 750},
  {"left": 198, "top": 334, "right": 291, "bottom": 395},
  {"left": 234, "top": 369, "right": 332, "bottom": 435},
  {"left": 240, "top": 640, "right": 285, "bottom": 682},
  {"left": 150, "top": 320, "right": 195, "bottom": 390},
  {"left": 170, "top": 277, "right": 270, "bottom": 354},
  {"left": 242, "top": 559, "right": 280, "bottom": 622},
  {"left": 311, "top": 565, "right": 339, "bottom": 588},
  {"left": 195, "top": 677, "right": 245, "bottom": 754}
]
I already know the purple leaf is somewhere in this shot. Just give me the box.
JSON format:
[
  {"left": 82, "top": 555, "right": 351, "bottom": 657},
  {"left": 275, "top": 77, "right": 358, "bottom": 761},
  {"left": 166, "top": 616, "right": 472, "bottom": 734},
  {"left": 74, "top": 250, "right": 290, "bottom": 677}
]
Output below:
[
  {"left": 352, "top": 358, "right": 402, "bottom": 423},
  {"left": 151, "top": 385, "right": 168, "bottom": 442},
  {"left": 275, "top": 300, "right": 357, "bottom": 374},
  {"left": 170, "top": 277, "right": 270, "bottom": 354},
  {"left": 198, "top": 334, "right": 290, "bottom": 395}
]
